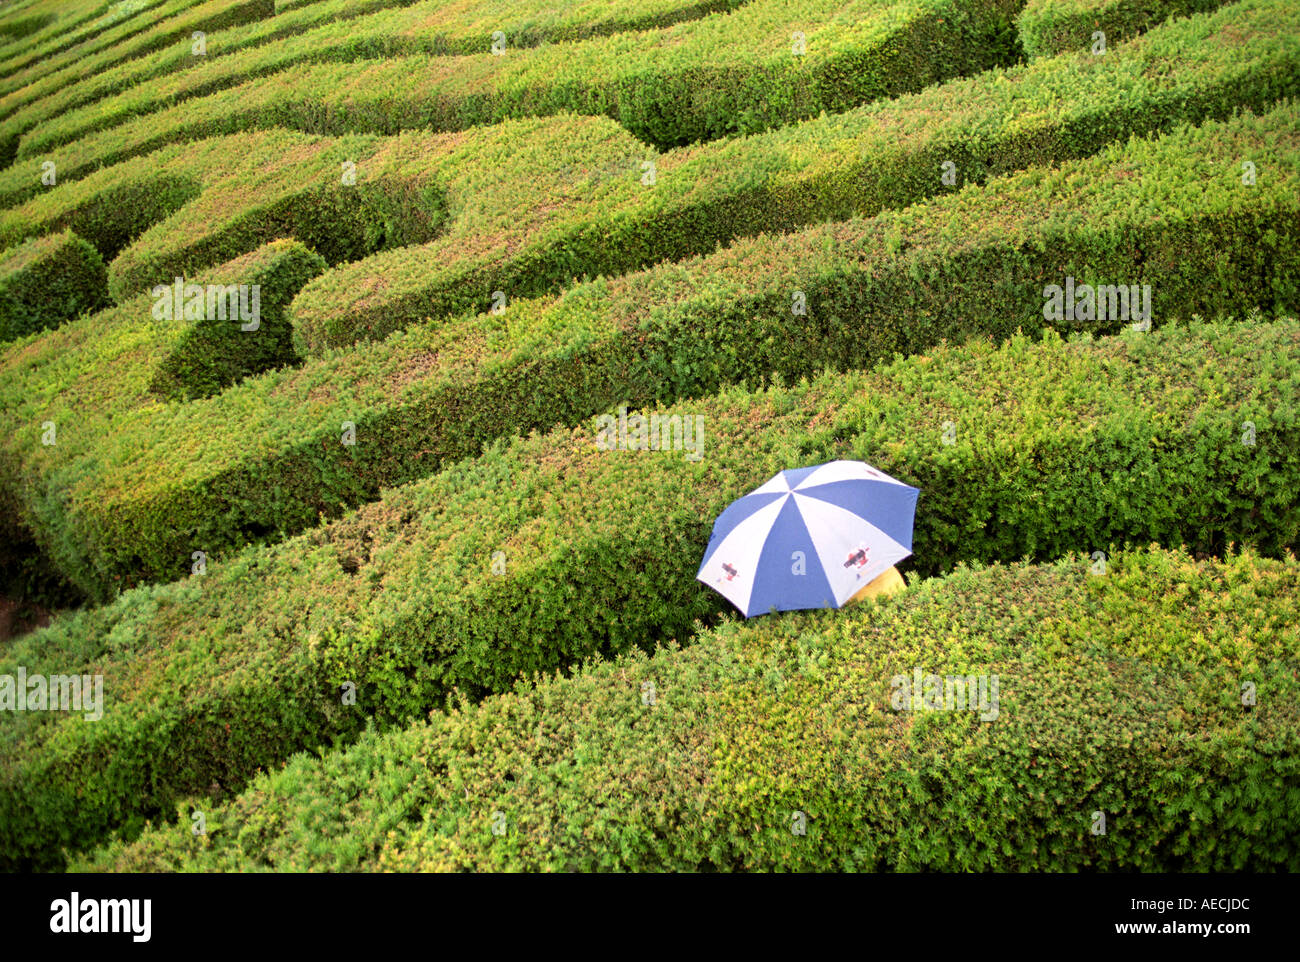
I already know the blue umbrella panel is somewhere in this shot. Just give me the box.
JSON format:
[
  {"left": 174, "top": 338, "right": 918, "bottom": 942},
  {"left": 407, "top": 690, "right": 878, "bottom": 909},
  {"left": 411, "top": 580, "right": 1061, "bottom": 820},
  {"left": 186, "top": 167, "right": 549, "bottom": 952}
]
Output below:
[{"left": 697, "top": 460, "right": 919, "bottom": 617}]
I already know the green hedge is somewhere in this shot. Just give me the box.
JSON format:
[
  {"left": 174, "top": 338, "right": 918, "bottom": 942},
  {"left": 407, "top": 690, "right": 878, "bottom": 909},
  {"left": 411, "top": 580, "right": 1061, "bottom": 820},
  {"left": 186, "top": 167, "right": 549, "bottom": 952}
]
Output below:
[
  {"left": 0, "top": 0, "right": 274, "bottom": 121},
  {"left": 146, "top": 241, "right": 326, "bottom": 401},
  {"left": 1, "top": 0, "right": 1288, "bottom": 353},
  {"left": 71, "top": 546, "right": 1300, "bottom": 872},
  {"left": 279, "top": 0, "right": 1300, "bottom": 351},
  {"left": 0, "top": 13, "right": 58, "bottom": 44},
  {"left": 0, "top": 231, "right": 109, "bottom": 342},
  {"left": 6, "top": 0, "right": 1025, "bottom": 175},
  {"left": 0, "top": 238, "right": 324, "bottom": 629},
  {"left": 2, "top": 316, "right": 1297, "bottom": 870},
  {"left": 0, "top": 0, "right": 172, "bottom": 84},
  {"left": 10, "top": 0, "right": 750, "bottom": 160},
  {"left": 0, "top": 237, "right": 325, "bottom": 574},
  {"left": 2, "top": 100, "right": 1295, "bottom": 601},
  {"left": 0, "top": 127, "right": 451, "bottom": 304},
  {"left": 1016, "top": 0, "right": 1232, "bottom": 57}
]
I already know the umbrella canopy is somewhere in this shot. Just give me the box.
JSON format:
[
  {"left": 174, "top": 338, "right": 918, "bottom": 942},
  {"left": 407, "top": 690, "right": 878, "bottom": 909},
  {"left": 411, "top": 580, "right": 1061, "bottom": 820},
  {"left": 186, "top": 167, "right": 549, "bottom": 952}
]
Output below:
[{"left": 697, "top": 460, "right": 919, "bottom": 617}]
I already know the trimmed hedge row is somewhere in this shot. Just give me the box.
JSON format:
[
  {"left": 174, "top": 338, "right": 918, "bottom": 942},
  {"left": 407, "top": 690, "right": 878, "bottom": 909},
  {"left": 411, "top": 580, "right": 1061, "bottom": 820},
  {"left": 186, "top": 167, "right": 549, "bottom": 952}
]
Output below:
[
  {"left": 0, "top": 230, "right": 110, "bottom": 342},
  {"left": 2, "top": 0, "right": 1287, "bottom": 353},
  {"left": 4, "top": 0, "right": 405, "bottom": 145},
  {"left": 11, "top": 0, "right": 750, "bottom": 160},
  {"left": 3, "top": 237, "right": 323, "bottom": 403},
  {"left": 4, "top": 0, "right": 1026, "bottom": 176},
  {"left": 0, "top": 0, "right": 172, "bottom": 84},
  {"left": 281, "top": 0, "right": 1299, "bottom": 351},
  {"left": 1016, "top": 0, "right": 1233, "bottom": 57},
  {"left": 72, "top": 546, "right": 1300, "bottom": 872},
  {"left": 0, "top": 12, "right": 57, "bottom": 44},
  {"left": 0, "top": 238, "right": 325, "bottom": 637},
  {"left": 0, "top": 125, "right": 453, "bottom": 304},
  {"left": 0, "top": 0, "right": 274, "bottom": 123},
  {"left": 146, "top": 241, "right": 326, "bottom": 401},
  {"left": 2, "top": 316, "right": 1297, "bottom": 870},
  {"left": 2, "top": 99, "right": 1295, "bottom": 600},
  {"left": 0, "top": 237, "right": 325, "bottom": 557}
]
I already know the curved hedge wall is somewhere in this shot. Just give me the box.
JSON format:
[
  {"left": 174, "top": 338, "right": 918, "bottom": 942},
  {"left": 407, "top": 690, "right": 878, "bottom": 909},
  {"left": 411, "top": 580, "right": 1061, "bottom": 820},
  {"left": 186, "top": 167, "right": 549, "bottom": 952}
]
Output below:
[
  {"left": 0, "top": 231, "right": 109, "bottom": 342},
  {"left": 0, "top": 0, "right": 274, "bottom": 115},
  {"left": 8, "top": 0, "right": 751, "bottom": 159},
  {"left": 8, "top": 0, "right": 1024, "bottom": 175},
  {"left": 0, "top": 0, "right": 276, "bottom": 164},
  {"left": 0, "top": 0, "right": 171, "bottom": 83},
  {"left": 73, "top": 546, "right": 1300, "bottom": 872},
  {"left": 1, "top": 100, "right": 1294, "bottom": 600},
  {"left": 0, "top": 238, "right": 326, "bottom": 599},
  {"left": 1, "top": 0, "right": 1290, "bottom": 354},
  {"left": 2, "top": 316, "right": 1297, "bottom": 868},
  {"left": 1016, "top": 0, "right": 1231, "bottom": 57},
  {"left": 146, "top": 241, "right": 326, "bottom": 401}
]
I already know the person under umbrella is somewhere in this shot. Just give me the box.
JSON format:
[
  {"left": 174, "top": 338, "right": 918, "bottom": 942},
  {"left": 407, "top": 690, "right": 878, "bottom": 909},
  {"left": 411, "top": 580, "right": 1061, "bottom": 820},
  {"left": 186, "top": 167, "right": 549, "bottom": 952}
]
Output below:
[{"left": 697, "top": 460, "right": 918, "bottom": 617}]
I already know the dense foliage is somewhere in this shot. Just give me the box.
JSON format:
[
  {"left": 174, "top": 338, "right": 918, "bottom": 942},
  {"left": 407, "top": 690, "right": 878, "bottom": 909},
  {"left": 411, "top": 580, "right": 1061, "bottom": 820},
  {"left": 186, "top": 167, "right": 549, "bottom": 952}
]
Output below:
[
  {"left": 76, "top": 546, "right": 1300, "bottom": 872},
  {"left": 0, "top": 230, "right": 109, "bottom": 342},
  {"left": 1, "top": 100, "right": 1294, "bottom": 599},
  {"left": 9, "top": 0, "right": 1022, "bottom": 162},
  {"left": 0, "top": 0, "right": 275, "bottom": 163},
  {"left": 1016, "top": 0, "right": 1232, "bottom": 57},
  {"left": 2, "top": 316, "right": 1297, "bottom": 868},
  {"left": 9, "top": 0, "right": 753, "bottom": 159},
  {"left": 0, "top": 0, "right": 1294, "bottom": 875}
]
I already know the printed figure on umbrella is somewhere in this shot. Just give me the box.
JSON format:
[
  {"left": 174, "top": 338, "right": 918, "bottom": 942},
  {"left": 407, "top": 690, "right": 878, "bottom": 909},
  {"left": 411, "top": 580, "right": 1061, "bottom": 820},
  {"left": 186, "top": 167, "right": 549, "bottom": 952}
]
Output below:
[{"left": 844, "top": 543, "right": 870, "bottom": 578}]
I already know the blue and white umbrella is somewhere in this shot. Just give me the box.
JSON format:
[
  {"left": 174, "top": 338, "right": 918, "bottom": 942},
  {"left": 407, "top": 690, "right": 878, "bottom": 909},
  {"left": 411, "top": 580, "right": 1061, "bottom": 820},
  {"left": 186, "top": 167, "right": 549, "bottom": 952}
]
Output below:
[{"left": 697, "top": 460, "right": 919, "bottom": 617}]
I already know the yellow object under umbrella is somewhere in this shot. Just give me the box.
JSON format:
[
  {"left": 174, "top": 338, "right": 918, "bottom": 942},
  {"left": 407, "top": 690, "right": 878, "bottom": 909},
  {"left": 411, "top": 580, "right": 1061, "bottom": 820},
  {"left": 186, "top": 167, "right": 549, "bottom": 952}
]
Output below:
[{"left": 846, "top": 565, "right": 907, "bottom": 604}]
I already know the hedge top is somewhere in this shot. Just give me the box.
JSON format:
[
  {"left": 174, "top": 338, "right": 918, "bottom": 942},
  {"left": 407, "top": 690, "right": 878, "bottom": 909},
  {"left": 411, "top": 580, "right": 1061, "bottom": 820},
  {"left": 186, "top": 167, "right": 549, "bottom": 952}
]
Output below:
[
  {"left": 8, "top": 0, "right": 752, "bottom": 156},
  {"left": 1, "top": 0, "right": 1291, "bottom": 353},
  {"left": 1, "top": 96, "right": 1296, "bottom": 597},
  {"left": 4, "top": 312, "right": 1298, "bottom": 784},
  {"left": 19, "top": 99, "right": 1297, "bottom": 515},
  {"left": 3, "top": 0, "right": 1022, "bottom": 183},
  {"left": 0, "top": 0, "right": 273, "bottom": 120},
  {"left": 69, "top": 544, "right": 1300, "bottom": 871},
  {"left": 1016, "top": 0, "right": 1234, "bottom": 58}
]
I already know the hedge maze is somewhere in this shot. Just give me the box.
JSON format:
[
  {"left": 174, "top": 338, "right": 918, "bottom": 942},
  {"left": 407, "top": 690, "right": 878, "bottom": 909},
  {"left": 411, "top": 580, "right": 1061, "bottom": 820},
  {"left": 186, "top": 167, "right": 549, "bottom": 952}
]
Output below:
[{"left": 0, "top": 0, "right": 1295, "bottom": 872}]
